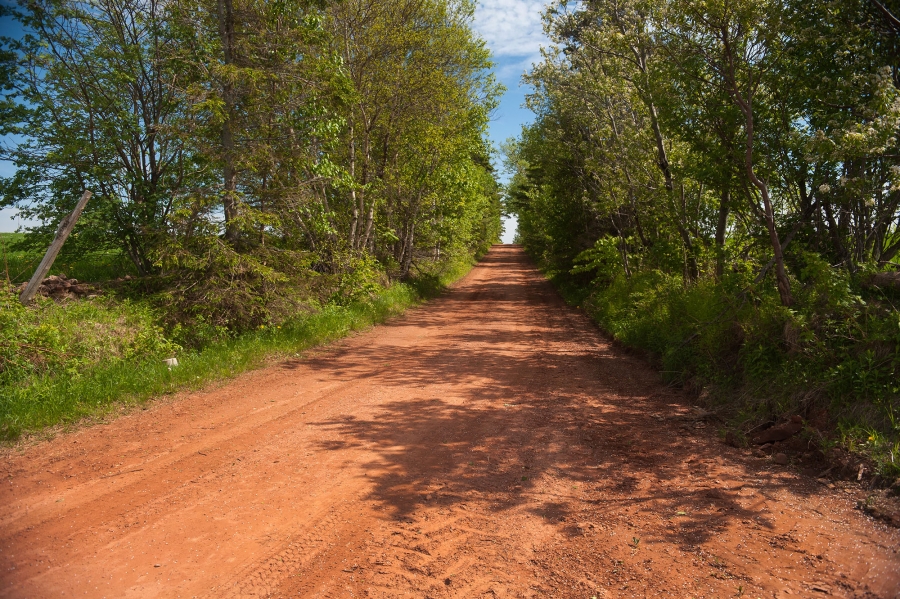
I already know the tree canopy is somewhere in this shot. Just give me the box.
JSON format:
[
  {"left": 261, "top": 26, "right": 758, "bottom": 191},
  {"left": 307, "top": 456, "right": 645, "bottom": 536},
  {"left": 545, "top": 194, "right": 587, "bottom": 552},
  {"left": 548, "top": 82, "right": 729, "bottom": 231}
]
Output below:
[
  {"left": 506, "top": 0, "right": 900, "bottom": 456},
  {"left": 0, "top": 0, "right": 502, "bottom": 330}
]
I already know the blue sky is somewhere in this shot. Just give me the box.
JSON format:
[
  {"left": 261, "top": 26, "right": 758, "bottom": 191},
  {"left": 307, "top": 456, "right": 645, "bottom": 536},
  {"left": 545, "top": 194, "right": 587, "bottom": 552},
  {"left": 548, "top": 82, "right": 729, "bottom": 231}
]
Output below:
[
  {"left": 472, "top": 0, "right": 547, "bottom": 150},
  {"left": 472, "top": 0, "right": 549, "bottom": 242},
  {"left": 0, "top": 13, "right": 24, "bottom": 233},
  {"left": 0, "top": 0, "right": 550, "bottom": 241}
]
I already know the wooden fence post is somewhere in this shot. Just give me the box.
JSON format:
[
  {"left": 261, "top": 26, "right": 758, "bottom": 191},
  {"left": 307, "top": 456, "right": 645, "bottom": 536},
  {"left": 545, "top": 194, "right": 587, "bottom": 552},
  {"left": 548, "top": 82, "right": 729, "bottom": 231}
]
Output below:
[{"left": 19, "top": 190, "right": 93, "bottom": 305}]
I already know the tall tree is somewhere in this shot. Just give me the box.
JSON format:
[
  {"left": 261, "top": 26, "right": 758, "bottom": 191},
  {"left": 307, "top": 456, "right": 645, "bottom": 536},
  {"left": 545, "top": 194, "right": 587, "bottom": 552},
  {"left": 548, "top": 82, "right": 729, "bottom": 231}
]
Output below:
[
  {"left": 327, "top": 0, "right": 500, "bottom": 277},
  {"left": 0, "top": 0, "right": 191, "bottom": 275}
]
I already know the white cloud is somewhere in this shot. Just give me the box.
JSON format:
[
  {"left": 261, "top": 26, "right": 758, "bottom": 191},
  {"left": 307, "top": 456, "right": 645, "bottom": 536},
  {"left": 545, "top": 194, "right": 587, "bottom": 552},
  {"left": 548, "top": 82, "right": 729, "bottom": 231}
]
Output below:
[
  {"left": 494, "top": 55, "right": 539, "bottom": 79},
  {"left": 473, "top": 0, "right": 549, "bottom": 60}
]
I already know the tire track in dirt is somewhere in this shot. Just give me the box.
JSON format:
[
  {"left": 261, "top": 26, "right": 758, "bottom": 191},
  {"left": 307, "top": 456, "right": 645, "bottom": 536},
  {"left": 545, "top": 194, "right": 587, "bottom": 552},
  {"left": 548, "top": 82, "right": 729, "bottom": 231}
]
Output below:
[{"left": 2, "top": 245, "right": 899, "bottom": 599}]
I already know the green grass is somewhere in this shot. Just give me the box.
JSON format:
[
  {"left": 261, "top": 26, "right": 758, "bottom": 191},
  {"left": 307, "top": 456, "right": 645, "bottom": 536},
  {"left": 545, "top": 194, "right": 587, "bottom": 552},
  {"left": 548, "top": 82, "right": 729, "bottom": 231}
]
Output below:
[
  {"left": 0, "top": 232, "right": 137, "bottom": 284},
  {"left": 0, "top": 256, "right": 474, "bottom": 442},
  {"left": 556, "top": 264, "right": 900, "bottom": 477}
]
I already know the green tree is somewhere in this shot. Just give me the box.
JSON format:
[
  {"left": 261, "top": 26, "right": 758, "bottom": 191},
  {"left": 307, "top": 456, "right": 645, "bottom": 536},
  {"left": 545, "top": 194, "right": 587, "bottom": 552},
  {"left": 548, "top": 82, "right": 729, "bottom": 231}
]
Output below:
[
  {"left": 0, "top": 0, "right": 192, "bottom": 275},
  {"left": 327, "top": 0, "right": 501, "bottom": 277}
]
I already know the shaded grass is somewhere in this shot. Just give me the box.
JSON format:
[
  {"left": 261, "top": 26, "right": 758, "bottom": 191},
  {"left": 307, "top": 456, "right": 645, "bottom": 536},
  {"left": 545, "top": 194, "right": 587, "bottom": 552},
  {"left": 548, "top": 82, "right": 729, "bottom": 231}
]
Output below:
[
  {"left": 543, "top": 262, "right": 900, "bottom": 478},
  {"left": 1, "top": 257, "right": 473, "bottom": 442}
]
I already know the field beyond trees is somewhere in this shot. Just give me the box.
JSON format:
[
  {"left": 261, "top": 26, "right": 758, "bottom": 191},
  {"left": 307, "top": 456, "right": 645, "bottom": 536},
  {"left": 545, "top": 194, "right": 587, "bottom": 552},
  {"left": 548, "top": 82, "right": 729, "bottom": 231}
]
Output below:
[{"left": 506, "top": 0, "right": 900, "bottom": 477}]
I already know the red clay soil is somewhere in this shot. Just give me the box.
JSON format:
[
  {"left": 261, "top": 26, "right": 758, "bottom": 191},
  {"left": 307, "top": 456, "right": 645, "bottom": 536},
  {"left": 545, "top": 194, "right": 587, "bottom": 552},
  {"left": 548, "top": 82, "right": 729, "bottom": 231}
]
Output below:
[{"left": 2, "top": 245, "right": 898, "bottom": 599}]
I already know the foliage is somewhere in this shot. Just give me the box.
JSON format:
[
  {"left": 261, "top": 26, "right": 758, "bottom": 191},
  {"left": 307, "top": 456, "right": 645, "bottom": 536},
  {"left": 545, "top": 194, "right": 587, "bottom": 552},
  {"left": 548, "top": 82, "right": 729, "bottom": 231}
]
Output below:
[
  {"left": 0, "top": 0, "right": 192, "bottom": 275},
  {"left": 508, "top": 0, "right": 900, "bottom": 473},
  {"left": 0, "top": 286, "right": 178, "bottom": 388},
  {"left": 0, "top": 0, "right": 502, "bottom": 335},
  {"left": 0, "top": 254, "right": 475, "bottom": 441},
  {"left": 0, "top": 0, "right": 501, "bottom": 442},
  {"left": 324, "top": 0, "right": 502, "bottom": 277}
]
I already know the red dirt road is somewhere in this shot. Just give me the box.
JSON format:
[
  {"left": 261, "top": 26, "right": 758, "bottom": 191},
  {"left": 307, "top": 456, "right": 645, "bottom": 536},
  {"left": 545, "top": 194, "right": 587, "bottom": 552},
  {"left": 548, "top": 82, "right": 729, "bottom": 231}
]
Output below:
[{"left": 2, "top": 245, "right": 898, "bottom": 599}]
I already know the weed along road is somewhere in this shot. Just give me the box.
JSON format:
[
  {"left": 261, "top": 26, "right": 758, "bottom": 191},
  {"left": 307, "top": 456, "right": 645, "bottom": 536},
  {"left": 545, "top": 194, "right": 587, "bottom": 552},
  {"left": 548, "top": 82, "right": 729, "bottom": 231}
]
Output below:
[{"left": 2, "top": 245, "right": 898, "bottom": 599}]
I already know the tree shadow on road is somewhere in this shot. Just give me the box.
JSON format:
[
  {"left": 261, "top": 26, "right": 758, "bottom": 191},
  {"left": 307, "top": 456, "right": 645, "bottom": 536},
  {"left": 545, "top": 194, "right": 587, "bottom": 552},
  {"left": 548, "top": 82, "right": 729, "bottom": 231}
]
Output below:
[{"left": 303, "top": 246, "right": 826, "bottom": 550}]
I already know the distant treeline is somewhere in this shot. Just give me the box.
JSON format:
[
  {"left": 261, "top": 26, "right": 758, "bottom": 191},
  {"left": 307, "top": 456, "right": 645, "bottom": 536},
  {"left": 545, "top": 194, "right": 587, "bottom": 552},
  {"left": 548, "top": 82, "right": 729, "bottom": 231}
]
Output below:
[
  {"left": 0, "top": 0, "right": 502, "bottom": 330},
  {"left": 507, "top": 0, "right": 900, "bottom": 470}
]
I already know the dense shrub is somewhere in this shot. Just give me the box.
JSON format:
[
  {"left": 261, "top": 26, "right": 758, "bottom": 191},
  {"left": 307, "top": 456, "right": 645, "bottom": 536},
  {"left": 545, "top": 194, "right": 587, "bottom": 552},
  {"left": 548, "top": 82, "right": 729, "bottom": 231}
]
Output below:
[
  {"left": 0, "top": 287, "right": 179, "bottom": 386},
  {"left": 507, "top": 0, "right": 900, "bottom": 478},
  {"left": 0, "top": 252, "right": 475, "bottom": 441},
  {"left": 570, "top": 260, "right": 900, "bottom": 475}
]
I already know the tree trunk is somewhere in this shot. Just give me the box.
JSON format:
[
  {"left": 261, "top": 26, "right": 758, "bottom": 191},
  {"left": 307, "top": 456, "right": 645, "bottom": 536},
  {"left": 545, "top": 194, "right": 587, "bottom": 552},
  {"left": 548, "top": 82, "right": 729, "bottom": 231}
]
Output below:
[
  {"left": 400, "top": 222, "right": 415, "bottom": 279},
  {"left": 723, "top": 35, "right": 793, "bottom": 305},
  {"left": 610, "top": 214, "right": 631, "bottom": 278},
  {"left": 715, "top": 188, "right": 730, "bottom": 280},
  {"left": 362, "top": 203, "right": 375, "bottom": 250},
  {"left": 648, "top": 103, "right": 673, "bottom": 191},
  {"left": 744, "top": 134, "right": 792, "bottom": 305},
  {"left": 348, "top": 124, "right": 359, "bottom": 248},
  {"left": 218, "top": 0, "right": 239, "bottom": 243},
  {"left": 675, "top": 184, "right": 699, "bottom": 282}
]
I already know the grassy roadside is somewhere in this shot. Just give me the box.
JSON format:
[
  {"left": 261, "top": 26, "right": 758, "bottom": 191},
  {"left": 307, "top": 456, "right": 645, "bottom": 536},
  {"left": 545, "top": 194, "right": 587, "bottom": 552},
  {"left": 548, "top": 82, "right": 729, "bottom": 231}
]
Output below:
[
  {"left": 1, "top": 256, "right": 475, "bottom": 442},
  {"left": 538, "top": 263, "right": 900, "bottom": 482}
]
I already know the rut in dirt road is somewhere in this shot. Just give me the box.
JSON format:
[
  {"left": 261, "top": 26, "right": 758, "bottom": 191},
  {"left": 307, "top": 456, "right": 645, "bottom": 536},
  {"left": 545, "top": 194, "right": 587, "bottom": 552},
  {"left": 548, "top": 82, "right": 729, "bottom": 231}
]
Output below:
[{"left": 2, "top": 245, "right": 899, "bottom": 599}]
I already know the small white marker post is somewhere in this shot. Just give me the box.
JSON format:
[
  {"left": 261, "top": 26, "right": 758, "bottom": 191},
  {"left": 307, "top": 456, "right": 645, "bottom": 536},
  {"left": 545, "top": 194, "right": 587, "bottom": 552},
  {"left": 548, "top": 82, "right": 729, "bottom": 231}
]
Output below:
[{"left": 19, "top": 190, "right": 93, "bottom": 305}]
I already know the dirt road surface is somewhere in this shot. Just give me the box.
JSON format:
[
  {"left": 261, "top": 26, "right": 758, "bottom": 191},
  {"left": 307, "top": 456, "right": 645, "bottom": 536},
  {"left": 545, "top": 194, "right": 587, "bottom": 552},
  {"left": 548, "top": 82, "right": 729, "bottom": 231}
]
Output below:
[{"left": 2, "top": 245, "right": 898, "bottom": 599}]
